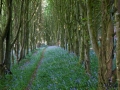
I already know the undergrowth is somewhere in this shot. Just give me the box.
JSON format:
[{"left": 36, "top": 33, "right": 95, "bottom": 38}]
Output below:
[
  {"left": 0, "top": 46, "right": 98, "bottom": 90},
  {"left": 0, "top": 47, "right": 45, "bottom": 90},
  {"left": 31, "top": 46, "right": 98, "bottom": 90}
]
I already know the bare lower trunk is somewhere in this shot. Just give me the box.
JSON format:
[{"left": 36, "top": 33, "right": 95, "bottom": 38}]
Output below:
[
  {"left": 0, "top": 38, "right": 3, "bottom": 64},
  {"left": 115, "top": 0, "right": 120, "bottom": 88},
  {"left": 4, "top": 29, "right": 11, "bottom": 70},
  {"left": 105, "top": 20, "right": 114, "bottom": 84},
  {"left": 0, "top": 38, "right": 4, "bottom": 76},
  {"left": 84, "top": 37, "right": 90, "bottom": 74},
  {"left": 79, "top": 33, "right": 84, "bottom": 64},
  {"left": 4, "top": 0, "right": 12, "bottom": 71}
]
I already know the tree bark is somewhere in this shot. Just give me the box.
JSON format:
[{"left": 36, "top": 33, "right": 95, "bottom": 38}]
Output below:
[
  {"left": 115, "top": 0, "right": 120, "bottom": 89},
  {"left": 4, "top": 0, "right": 12, "bottom": 70},
  {"left": 86, "top": 0, "right": 99, "bottom": 57},
  {"left": 86, "top": 0, "right": 114, "bottom": 89},
  {"left": 0, "top": 38, "right": 4, "bottom": 76}
]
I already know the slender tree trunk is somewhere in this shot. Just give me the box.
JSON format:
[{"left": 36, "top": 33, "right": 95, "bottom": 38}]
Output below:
[
  {"left": 0, "top": 38, "right": 4, "bottom": 76},
  {"left": 25, "top": 0, "right": 29, "bottom": 54},
  {"left": 79, "top": 30, "right": 84, "bottom": 64},
  {"left": 4, "top": 29, "right": 11, "bottom": 70},
  {"left": 86, "top": 0, "right": 99, "bottom": 57},
  {"left": 84, "top": 29, "right": 90, "bottom": 74},
  {"left": 115, "top": 0, "right": 120, "bottom": 89},
  {"left": 4, "top": 0, "right": 12, "bottom": 71},
  {"left": 0, "top": 38, "right": 3, "bottom": 64}
]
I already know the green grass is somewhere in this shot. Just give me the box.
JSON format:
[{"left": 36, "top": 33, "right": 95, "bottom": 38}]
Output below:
[
  {"left": 31, "top": 46, "right": 98, "bottom": 90},
  {"left": 0, "top": 46, "right": 98, "bottom": 90},
  {"left": 0, "top": 47, "right": 46, "bottom": 90}
]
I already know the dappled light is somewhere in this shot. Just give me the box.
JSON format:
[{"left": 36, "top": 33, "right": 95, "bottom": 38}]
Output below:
[{"left": 0, "top": 0, "right": 120, "bottom": 90}]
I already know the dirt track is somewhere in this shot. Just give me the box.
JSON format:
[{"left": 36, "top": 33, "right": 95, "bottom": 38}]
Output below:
[{"left": 25, "top": 47, "right": 47, "bottom": 90}]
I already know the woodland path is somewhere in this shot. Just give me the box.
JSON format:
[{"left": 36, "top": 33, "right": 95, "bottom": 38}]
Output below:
[
  {"left": 25, "top": 46, "right": 58, "bottom": 90},
  {"left": 25, "top": 47, "right": 47, "bottom": 90},
  {"left": 0, "top": 46, "right": 97, "bottom": 90}
]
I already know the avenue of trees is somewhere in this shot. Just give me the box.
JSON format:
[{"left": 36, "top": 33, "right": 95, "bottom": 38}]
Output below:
[
  {"left": 42, "top": 0, "right": 120, "bottom": 90},
  {"left": 0, "top": 0, "right": 120, "bottom": 90},
  {"left": 0, "top": 0, "right": 42, "bottom": 76}
]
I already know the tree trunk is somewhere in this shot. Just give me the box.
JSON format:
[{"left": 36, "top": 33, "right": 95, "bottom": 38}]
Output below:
[
  {"left": 86, "top": 0, "right": 99, "bottom": 57},
  {"left": 4, "top": 29, "right": 11, "bottom": 70},
  {"left": 0, "top": 38, "right": 4, "bottom": 76},
  {"left": 84, "top": 29, "right": 90, "bottom": 74},
  {"left": 115, "top": 0, "right": 120, "bottom": 89},
  {"left": 79, "top": 31, "right": 84, "bottom": 64},
  {"left": 86, "top": 0, "right": 114, "bottom": 89},
  {"left": 4, "top": 0, "right": 12, "bottom": 73}
]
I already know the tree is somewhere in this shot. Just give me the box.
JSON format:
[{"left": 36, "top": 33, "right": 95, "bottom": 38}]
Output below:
[
  {"left": 115, "top": 0, "right": 120, "bottom": 89},
  {"left": 0, "top": 0, "right": 42, "bottom": 77},
  {"left": 86, "top": 0, "right": 115, "bottom": 89},
  {"left": 0, "top": 0, "right": 13, "bottom": 76}
]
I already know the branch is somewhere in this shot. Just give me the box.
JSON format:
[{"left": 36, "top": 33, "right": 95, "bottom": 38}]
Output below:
[
  {"left": 79, "top": 0, "right": 86, "bottom": 11},
  {"left": 25, "top": 0, "right": 40, "bottom": 24},
  {"left": 10, "top": 22, "right": 21, "bottom": 48},
  {"left": 10, "top": 0, "right": 23, "bottom": 48},
  {"left": 2, "top": 0, "right": 12, "bottom": 39},
  {"left": 0, "top": 0, "right": 2, "bottom": 15},
  {"left": 86, "top": 0, "right": 99, "bottom": 56}
]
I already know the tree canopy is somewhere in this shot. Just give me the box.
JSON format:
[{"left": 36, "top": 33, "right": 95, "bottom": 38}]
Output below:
[{"left": 0, "top": 0, "right": 120, "bottom": 90}]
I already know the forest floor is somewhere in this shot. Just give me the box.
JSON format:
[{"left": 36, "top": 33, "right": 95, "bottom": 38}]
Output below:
[
  {"left": 0, "top": 46, "right": 98, "bottom": 90},
  {"left": 25, "top": 47, "right": 47, "bottom": 90}
]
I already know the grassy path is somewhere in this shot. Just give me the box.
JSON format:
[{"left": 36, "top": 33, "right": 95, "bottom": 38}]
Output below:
[
  {"left": 25, "top": 47, "right": 47, "bottom": 90},
  {"left": 0, "top": 46, "right": 98, "bottom": 90},
  {"left": 0, "top": 47, "right": 46, "bottom": 90},
  {"left": 30, "top": 46, "right": 98, "bottom": 90}
]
